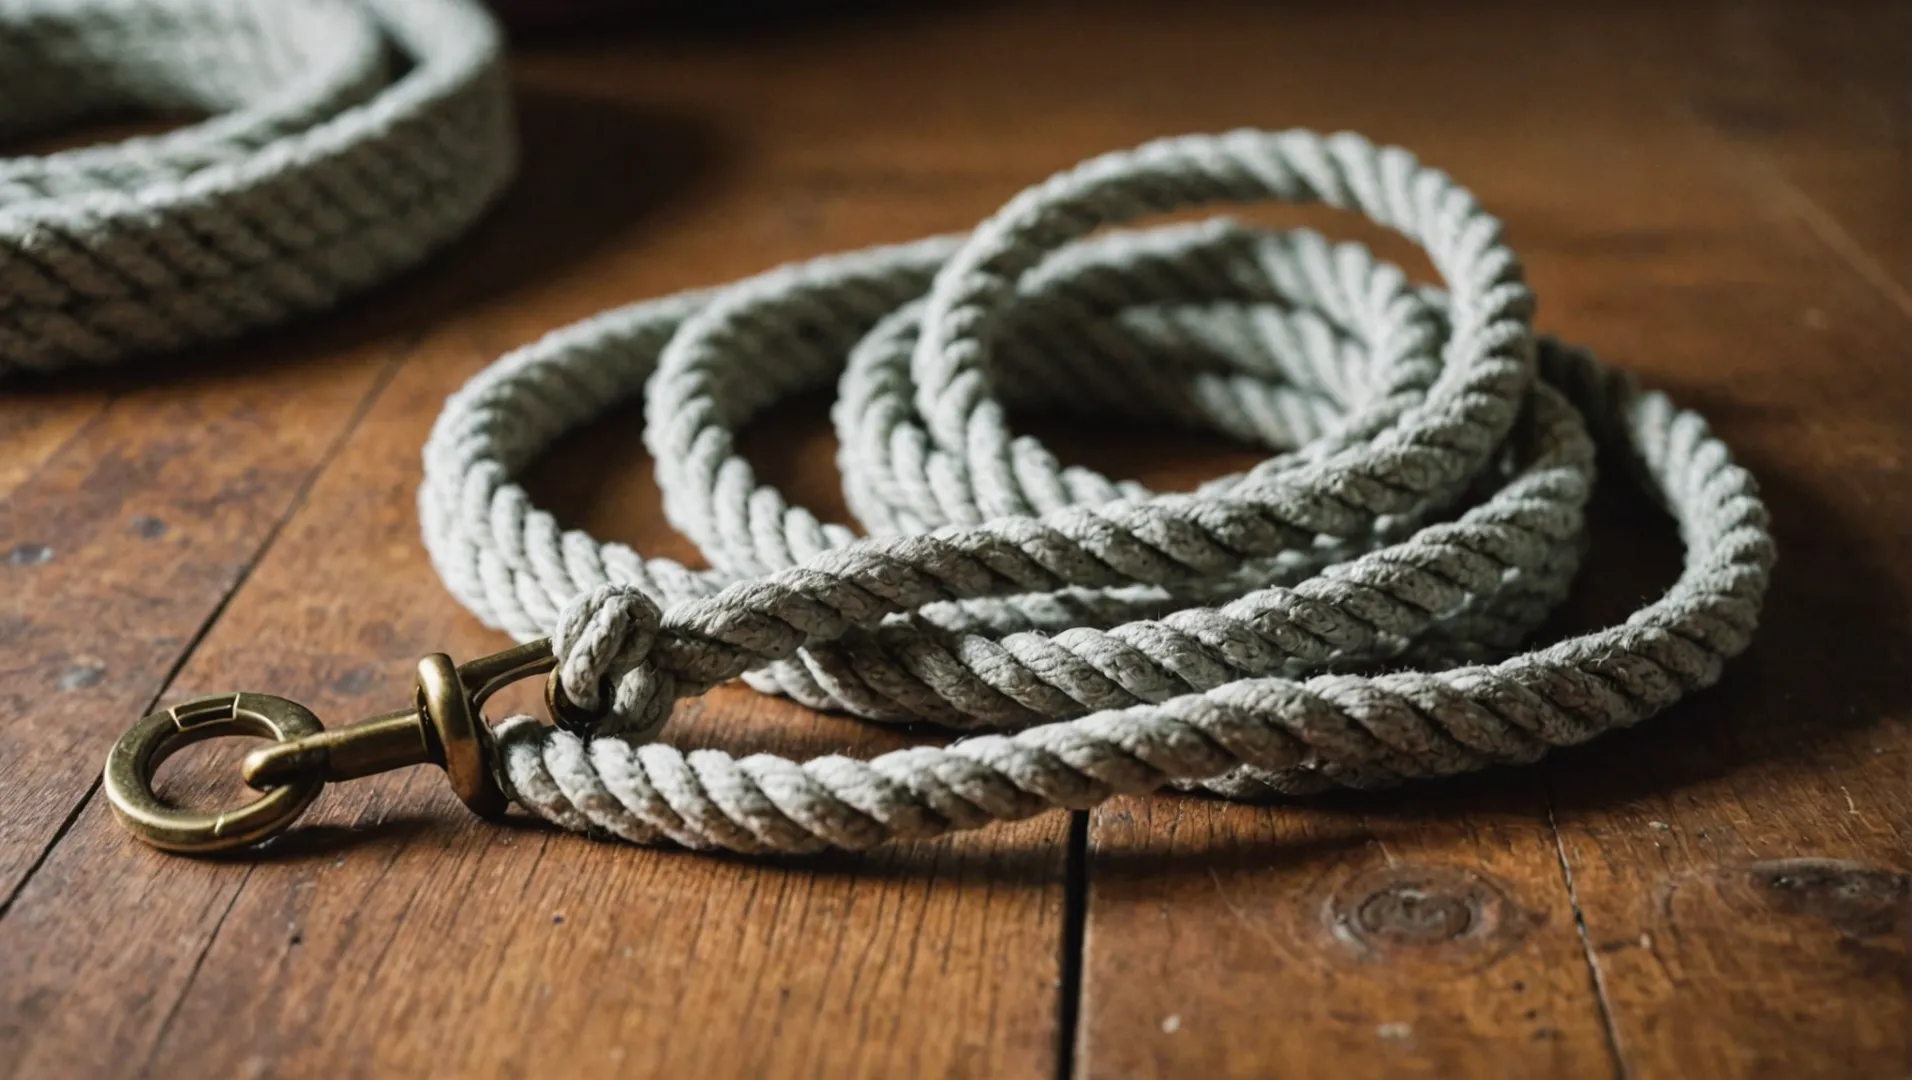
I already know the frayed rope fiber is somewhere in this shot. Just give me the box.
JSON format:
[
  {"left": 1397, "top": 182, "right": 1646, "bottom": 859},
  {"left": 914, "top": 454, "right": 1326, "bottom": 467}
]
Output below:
[
  {"left": 420, "top": 129, "right": 1773, "bottom": 854},
  {"left": 1, "top": 0, "right": 513, "bottom": 373}
]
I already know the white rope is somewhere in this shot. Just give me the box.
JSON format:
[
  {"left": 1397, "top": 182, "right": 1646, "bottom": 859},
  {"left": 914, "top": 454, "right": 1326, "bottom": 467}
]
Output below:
[
  {"left": 1, "top": 0, "right": 513, "bottom": 373},
  {"left": 420, "top": 129, "right": 1773, "bottom": 853}
]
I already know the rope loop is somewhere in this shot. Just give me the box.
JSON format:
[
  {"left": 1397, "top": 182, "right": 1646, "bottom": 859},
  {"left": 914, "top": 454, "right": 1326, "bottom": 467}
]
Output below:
[{"left": 420, "top": 129, "right": 1773, "bottom": 853}]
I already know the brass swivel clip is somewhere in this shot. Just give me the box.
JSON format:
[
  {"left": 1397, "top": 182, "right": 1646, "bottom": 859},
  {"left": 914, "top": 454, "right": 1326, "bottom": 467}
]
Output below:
[{"left": 103, "top": 640, "right": 568, "bottom": 854}]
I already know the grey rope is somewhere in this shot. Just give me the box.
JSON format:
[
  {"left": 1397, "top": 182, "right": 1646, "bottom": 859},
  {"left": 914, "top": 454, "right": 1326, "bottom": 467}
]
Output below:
[
  {"left": 419, "top": 129, "right": 1773, "bottom": 853},
  {"left": 1, "top": 0, "right": 513, "bottom": 373}
]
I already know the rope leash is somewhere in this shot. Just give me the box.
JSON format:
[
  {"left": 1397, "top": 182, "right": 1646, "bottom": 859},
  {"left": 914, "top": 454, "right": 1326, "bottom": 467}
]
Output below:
[
  {"left": 104, "top": 129, "right": 1774, "bottom": 857},
  {"left": 1, "top": 0, "right": 513, "bottom": 373}
]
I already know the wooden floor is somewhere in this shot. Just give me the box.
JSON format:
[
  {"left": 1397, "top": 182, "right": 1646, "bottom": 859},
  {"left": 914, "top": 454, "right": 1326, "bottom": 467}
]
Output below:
[{"left": 2, "top": 1, "right": 1907, "bottom": 1077}]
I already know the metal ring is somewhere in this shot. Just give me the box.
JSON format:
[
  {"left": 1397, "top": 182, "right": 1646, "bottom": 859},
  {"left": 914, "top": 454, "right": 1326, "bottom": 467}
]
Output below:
[
  {"left": 103, "top": 693, "right": 326, "bottom": 854},
  {"left": 417, "top": 654, "right": 507, "bottom": 818}
]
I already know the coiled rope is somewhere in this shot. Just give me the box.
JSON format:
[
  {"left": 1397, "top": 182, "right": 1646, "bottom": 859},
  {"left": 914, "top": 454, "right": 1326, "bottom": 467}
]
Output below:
[
  {"left": 421, "top": 129, "right": 1773, "bottom": 854},
  {"left": 0, "top": 0, "right": 513, "bottom": 373}
]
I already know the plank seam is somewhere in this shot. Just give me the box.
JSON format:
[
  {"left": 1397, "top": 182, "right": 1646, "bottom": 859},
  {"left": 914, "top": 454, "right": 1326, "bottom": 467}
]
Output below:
[
  {"left": 1546, "top": 789, "right": 1632, "bottom": 1080},
  {"left": 1056, "top": 810, "right": 1089, "bottom": 1080},
  {"left": 0, "top": 784, "right": 92, "bottom": 920},
  {"left": 136, "top": 866, "right": 254, "bottom": 1080}
]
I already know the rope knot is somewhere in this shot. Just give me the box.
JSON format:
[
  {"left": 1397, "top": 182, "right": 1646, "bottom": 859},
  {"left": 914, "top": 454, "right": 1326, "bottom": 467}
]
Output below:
[{"left": 551, "top": 583, "right": 678, "bottom": 739}]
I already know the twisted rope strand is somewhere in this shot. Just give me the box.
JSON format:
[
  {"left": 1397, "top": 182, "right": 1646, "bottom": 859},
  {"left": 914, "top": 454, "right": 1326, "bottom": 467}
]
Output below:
[{"left": 417, "top": 129, "right": 1773, "bottom": 853}]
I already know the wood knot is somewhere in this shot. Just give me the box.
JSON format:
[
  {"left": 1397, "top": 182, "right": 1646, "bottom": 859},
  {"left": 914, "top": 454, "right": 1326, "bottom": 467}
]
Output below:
[
  {"left": 1356, "top": 880, "right": 1475, "bottom": 944},
  {"left": 1743, "top": 858, "right": 1909, "bottom": 937},
  {"left": 1326, "top": 864, "right": 1532, "bottom": 970}
]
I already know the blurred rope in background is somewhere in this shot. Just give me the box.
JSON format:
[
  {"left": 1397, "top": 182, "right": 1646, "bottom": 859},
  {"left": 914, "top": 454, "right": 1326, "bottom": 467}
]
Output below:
[{"left": 0, "top": 0, "right": 514, "bottom": 374}]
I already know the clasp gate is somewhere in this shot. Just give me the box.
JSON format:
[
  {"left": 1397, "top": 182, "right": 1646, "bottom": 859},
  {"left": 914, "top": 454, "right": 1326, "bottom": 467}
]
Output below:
[{"left": 103, "top": 639, "right": 561, "bottom": 854}]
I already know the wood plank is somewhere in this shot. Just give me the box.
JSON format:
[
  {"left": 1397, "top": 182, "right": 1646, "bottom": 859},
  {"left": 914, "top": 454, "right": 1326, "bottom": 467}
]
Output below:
[
  {"left": 2, "top": 4, "right": 1901, "bottom": 1078},
  {"left": 0, "top": 348, "right": 1067, "bottom": 1079},
  {"left": 0, "top": 87, "right": 508, "bottom": 908},
  {"left": 0, "top": 51, "right": 1075, "bottom": 1080},
  {"left": 1675, "top": 0, "right": 1912, "bottom": 305},
  {"left": 0, "top": 394, "right": 108, "bottom": 500},
  {"left": 0, "top": 60, "right": 727, "bottom": 909},
  {"left": 0, "top": 337, "right": 399, "bottom": 904},
  {"left": 1071, "top": 3, "right": 1911, "bottom": 1078},
  {"left": 1539, "top": 2, "right": 1912, "bottom": 1073},
  {"left": 1082, "top": 788, "right": 1619, "bottom": 1079}
]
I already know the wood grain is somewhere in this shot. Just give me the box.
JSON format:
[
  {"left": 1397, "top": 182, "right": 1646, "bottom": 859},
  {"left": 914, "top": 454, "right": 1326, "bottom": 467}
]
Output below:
[
  {"left": 0, "top": 3, "right": 1904, "bottom": 1078},
  {"left": 0, "top": 341, "right": 398, "bottom": 903},
  {"left": 1542, "top": 4, "right": 1912, "bottom": 1074},
  {"left": 0, "top": 348, "right": 1067, "bottom": 1077},
  {"left": 1070, "top": 3, "right": 1911, "bottom": 1078},
  {"left": 0, "top": 48, "right": 1077, "bottom": 1080}
]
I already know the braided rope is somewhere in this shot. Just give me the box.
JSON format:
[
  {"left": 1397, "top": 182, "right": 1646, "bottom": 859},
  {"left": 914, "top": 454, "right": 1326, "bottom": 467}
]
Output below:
[
  {"left": 0, "top": 0, "right": 513, "bottom": 373},
  {"left": 419, "top": 129, "right": 1773, "bottom": 853}
]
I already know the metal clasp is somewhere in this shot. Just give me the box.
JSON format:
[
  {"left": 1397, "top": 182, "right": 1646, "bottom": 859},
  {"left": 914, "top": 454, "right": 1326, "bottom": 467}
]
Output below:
[{"left": 103, "top": 639, "right": 558, "bottom": 854}]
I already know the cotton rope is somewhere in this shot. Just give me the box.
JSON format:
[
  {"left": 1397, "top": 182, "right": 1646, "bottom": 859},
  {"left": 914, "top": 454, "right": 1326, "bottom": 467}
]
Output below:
[
  {"left": 0, "top": 0, "right": 513, "bottom": 373},
  {"left": 421, "top": 129, "right": 1773, "bottom": 855}
]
